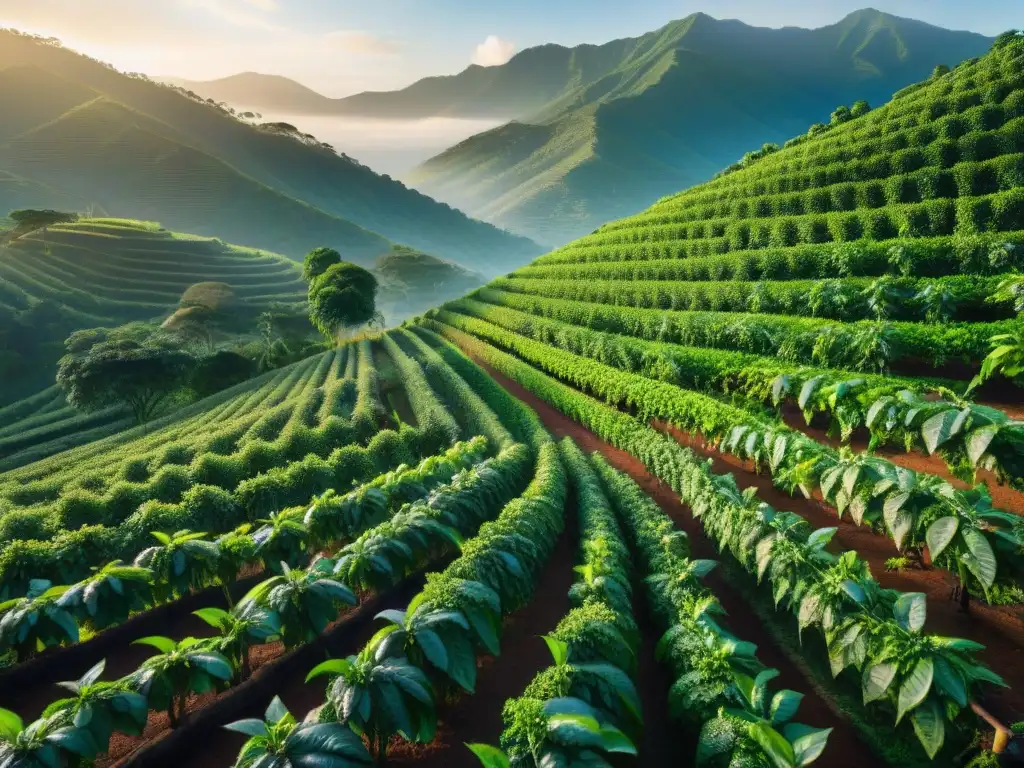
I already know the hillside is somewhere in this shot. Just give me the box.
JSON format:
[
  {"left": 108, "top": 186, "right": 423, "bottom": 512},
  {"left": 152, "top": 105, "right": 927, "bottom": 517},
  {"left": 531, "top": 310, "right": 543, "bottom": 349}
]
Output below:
[
  {"left": 0, "top": 218, "right": 307, "bottom": 405},
  {"left": 408, "top": 9, "right": 993, "bottom": 245},
  {"left": 0, "top": 31, "right": 541, "bottom": 273},
  {"left": 374, "top": 245, "right": 486, "bottom": 321}
]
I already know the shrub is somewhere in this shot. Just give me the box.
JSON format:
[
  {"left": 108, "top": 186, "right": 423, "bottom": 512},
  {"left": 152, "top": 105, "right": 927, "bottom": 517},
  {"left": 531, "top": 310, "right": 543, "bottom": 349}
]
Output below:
[
  {"left": 149, "top": 464, "right": 192, "bottom": 502},
  {"left": 180, "top": 484, "right": 242, "bottom": 530},
  {"left": 53, "top": 490, "right": 108, "bottom": 531},
  {"left": 367, "top": 428, "right": 415, "bottom": 473}
]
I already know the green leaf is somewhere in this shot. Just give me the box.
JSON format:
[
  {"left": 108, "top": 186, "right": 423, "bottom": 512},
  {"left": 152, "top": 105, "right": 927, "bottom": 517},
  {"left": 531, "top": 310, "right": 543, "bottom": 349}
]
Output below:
[
  {"left": 962, "top": 529, "right": 997, "bottom": 589},
  {"left": 770, "top": 690, "right": 804, "bottom": 725},
  {"left": 785, "top": 723, "right": 833, "bottom": 767},
  {"left": 466, "top": 743, "right": 510, "bottom": 768},
  {"left": 932, "top": 657, "right": 968, "bottom": 707},
  {"left": 897, "top": 658, "right": 934, "bottom": 723},
  {"left": 0, "top": 708, "right": 24, "bottom": 742},
  {"left": 132, "top": 635, "right": 176, "bottom": 654},
  {"left": 749, "top": 721, "right": 797, "bottom": 768},
  {"left": 306, "top": 658, "right": 354, "bottom": 683},
  {"left": 922, "top": 408, "right": 969, "bottom": 454},
  {"left": 862, "top": 662, "right": 897, "bottom": 704},
  {"left": 224, "top": 719, "right": 270, "bottom": 737},
  {"left": 150, "top": 531, "right": 172, "bottom": 546},
  {"left": 79, "top": 659, "right": 106, "bottom": 688},
  {"left": 265, "top": 696, "right": 290, "bottom": 725},
  {"left": 910, "top": 699, "right": 945, "bottom": 759},
  {"left": 542, "top": 635, "right": 569, "bottom": 667},
  {"left": 597, "top": 724, "right": 637, "bottom": 755},
  {"left": 190, "top": 652, "right": 233, "bottom": 680},
  {"left": 893, "top": 593, "right": 927, "bottom": 634},
  {"left": 193, "top": 607, "right": 231, "bottom": 629},
  {"left": 416, "top": 629, "right": 449, "bottom": 673},
  {"left": 925, "top": 517, "right": 959, "bottom": 561},
  {"left": 966, "top": 424, "right": 1000, "bottom": 465}
]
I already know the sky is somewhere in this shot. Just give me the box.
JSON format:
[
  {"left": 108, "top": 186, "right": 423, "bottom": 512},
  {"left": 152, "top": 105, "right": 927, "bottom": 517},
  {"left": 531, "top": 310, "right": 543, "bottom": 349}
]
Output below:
[{"left": 0, "top": 0, "right": 1020, "bottom": 96}]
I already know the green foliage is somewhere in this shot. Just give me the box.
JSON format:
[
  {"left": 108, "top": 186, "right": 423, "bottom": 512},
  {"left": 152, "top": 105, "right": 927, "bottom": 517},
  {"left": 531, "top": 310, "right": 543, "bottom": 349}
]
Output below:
[
  {"left": 57, "top": 340, "right": 196, "bottom": 424},
  {"left": 302, "top": 247, "right": 342, "bottom": 282},
  {"left": 226, "top": 695, "right": 371, "bottom": 767},
  {"left": 308, "top": 262, "right": 379, "bottom": 339},
  {"left": 130, "top": 635, "right": 234, "bottom": 727}
]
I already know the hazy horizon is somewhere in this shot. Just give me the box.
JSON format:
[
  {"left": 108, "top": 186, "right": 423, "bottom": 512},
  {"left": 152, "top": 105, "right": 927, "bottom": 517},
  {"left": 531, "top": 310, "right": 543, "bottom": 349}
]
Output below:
[{"left": 233, "top": 109, "right": 502, "bottom": 176}]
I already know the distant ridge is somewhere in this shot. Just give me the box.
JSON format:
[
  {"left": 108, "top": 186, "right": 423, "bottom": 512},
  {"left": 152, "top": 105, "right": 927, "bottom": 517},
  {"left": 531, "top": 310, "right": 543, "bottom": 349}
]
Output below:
[{"left": 0, "top": 30, "right": 542, "bottom": 273}]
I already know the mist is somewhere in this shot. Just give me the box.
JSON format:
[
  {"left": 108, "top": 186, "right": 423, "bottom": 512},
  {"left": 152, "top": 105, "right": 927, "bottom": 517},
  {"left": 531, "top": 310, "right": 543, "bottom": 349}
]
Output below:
[{"left": 240, "top": 110, "right": 502, "bottom": 178}]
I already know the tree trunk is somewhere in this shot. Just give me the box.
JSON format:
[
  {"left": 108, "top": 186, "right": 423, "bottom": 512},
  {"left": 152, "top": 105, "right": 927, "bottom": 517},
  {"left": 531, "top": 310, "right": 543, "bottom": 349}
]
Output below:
[{"left": 960, "top": 579, "right": 971, "bottom": 614}]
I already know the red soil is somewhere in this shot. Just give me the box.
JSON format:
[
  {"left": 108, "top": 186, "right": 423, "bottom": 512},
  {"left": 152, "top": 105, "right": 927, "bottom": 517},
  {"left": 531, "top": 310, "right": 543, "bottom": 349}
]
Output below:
[
  {"left": 473, "top": 361, "right": 875, "bottom": 768},
  {"left": 389, "top": 522, "right": 577, "bottom": 767}
]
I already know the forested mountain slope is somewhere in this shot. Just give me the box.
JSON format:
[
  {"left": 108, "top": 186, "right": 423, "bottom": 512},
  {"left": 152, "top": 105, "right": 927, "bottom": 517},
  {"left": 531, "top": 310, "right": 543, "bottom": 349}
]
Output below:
[
  {"left": 408, "top": 9, "right": 993, "bottom": 245},
  {"left": 0, "top": 30, "right": 541, "bottom": 273}
]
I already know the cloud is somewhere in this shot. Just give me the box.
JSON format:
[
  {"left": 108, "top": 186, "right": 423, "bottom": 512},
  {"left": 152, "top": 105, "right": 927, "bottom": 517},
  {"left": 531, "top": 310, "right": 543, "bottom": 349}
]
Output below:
[
  {"left": 472, "top": 35, "right": 514, "bottom": 66},
  {"left": 182, "top": 0, "right": 285, "bottom": 30},
  {"left": 324, "top": 30, "right": 400, "bottom": 56}
]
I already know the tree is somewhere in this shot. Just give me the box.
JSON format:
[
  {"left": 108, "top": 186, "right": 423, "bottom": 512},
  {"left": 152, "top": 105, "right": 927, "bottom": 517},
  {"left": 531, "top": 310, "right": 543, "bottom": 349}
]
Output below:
[
  {"left": 850, "top": 100, "right": 871, "bottom": 118},
  {"left": 190, "top": 350, "right": 257, "bottom": 398},
  {"left": 7, "top": 208, "right": 78, "bottom": 242},
  {"left": 307, "top": 262, "right": 378, "bottom": 341},
  {"left": 932, "top": 64, "right": 951, "bottom": 79},
  {"left": 57, "top": 339, "right": 195, "bottom": 423},
  {"left": 301, "top": 247, "right": 341, "bottom": 282},
  {"left": 830, "top": 105, "right": 852, "bottom": 125},
  {"left": 992, "top": 30, "right": 1022, "bottom": 50}
]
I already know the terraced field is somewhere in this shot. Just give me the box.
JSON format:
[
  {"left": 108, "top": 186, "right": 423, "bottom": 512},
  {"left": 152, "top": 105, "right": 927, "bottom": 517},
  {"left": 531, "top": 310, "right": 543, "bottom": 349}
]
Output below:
[
  {"left": 0, "top": 218, "right": 306, "bottom": 324},
  {"left": 2, "top": 32, "right": 1024, "bottom": 768}
]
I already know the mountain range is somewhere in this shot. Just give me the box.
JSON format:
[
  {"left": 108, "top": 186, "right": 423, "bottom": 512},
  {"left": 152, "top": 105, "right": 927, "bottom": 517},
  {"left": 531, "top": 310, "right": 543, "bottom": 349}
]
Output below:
[
  {"left": 0, "top": 30, "right": 541, "bottom": 274},
  {"left": 166, "top": 10, "right": 993, "bottom": 247}
]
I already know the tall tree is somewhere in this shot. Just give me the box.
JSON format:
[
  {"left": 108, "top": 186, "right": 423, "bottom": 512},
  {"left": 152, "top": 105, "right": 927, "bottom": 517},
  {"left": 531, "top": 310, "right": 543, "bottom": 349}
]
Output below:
[
  {"left": 302, "top": 247, "right": 341, "bottom": 282},
  {"left": 57, "top": 340, "right": 195, "bottom": 424},
  {"left": 307, "top": 262, "right": 378, "bottom": 341}
]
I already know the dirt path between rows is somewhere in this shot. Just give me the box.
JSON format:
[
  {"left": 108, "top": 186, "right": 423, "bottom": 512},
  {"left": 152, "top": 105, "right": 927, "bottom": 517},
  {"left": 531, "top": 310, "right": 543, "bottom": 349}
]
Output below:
[
  {"left": 390, "top": 518, "right": 577, "bottom": 767},
  {"left": 659, "top": 420, "right": 1024, "bottom": 725},
  {"left": 473, "top": 360, "right": 874, "bottom": 768}
]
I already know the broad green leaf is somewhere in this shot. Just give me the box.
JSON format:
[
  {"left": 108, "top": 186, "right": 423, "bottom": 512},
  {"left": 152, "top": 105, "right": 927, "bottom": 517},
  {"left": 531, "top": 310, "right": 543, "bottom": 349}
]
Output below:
[
  {"left": 132, "top": 636, "right": 176, "bottom": 654},
  {"left": 542, "top": 635, "right": 569, "bottom": 667},
  {"left": 466, "top": 743, "right": 510, "bottom": 768},
  {"left": 966, "top": 424, "right": 1000, "bottom": 465},
  {"left": 305, "top": 658, "right": 353, "bottom": 683},
  {"left": 598, "top": 724, "right": 637, "bottom": 755},
  {"left": 190, "top": 652, "right": 233, "bottom": 680},
  {"left": 265, "top": 696, "right": 290, "bottom": 724},
  {"left": 193, "top": 607, "right": 231, "bottom": 629},
  {"left": 0, "top": 708, "right": 23, "bottom": 742},
  {"left": 962, "top": 529, "right": 997, "bottom": 589},
  {"left": 224, "top": 719, "right": 270, "bottom": 737},
  {"left": 932, "top": 657, "right": 968, "bottom": 707},
  {"left": 922, "top": 408, "right": 969, "bottom": 454},
  {"left": 925, "top": 517, "right": 959, "bottom": 560},
  {"left": 862, "top": 662, "right": 897, "bottom": 704},
  {"left": 896, "top": 658, "right": 934, "bottom": 723},
  {"left": 749, "top": 721, "right": 796, "bottom": 768},
  {"left": 893, "top": 593, "right": 927, "bottom": 634},
  {"left": 79, "top": 659, "right": 106, "bottom": 688},
  {"left": 770, "top": 690, "right": 804, "bottom": 725},
  {"left": 785, "top": 723, "right": 833, "bottom": 767},
  {"left": 910, "top": 699, "right": 945, "bottom": 759}
]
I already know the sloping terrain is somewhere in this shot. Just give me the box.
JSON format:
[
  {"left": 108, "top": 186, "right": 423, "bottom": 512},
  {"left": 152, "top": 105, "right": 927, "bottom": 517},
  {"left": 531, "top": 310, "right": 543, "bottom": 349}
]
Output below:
[
  {"left": 408, "top": 9, "right": 993, "bottom": 245},
  {"left": 0, "top": 31, "right": 541, "bottom": 273}
]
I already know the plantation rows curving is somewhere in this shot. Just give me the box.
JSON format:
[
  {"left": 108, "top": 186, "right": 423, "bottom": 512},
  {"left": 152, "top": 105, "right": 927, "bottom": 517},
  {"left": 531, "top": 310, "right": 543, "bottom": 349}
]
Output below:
[
  {"left": 439, "top": 298, "right": 1024, "bottom": 490},
  {"left": 429, "top": 318, "right": 1024, "bottom": 604},
  {"left": 430, "top": 321, "right": 1008, "bottom": 760}
]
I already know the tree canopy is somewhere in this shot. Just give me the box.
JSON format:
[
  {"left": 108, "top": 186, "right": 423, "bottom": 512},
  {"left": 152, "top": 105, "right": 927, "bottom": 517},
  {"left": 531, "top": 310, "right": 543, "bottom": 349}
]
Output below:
[
  {"left": 57, "top": 340, "right": 195, "bottom": 424},
  {"left": 307, "top": 262, "right": 378, "bottom": 340},
  {"left": 302, "top": 247, "right": 342, "bottom": 282},
  {"left": 9, "top": 209, "right": 79, "bottom": 230}
]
